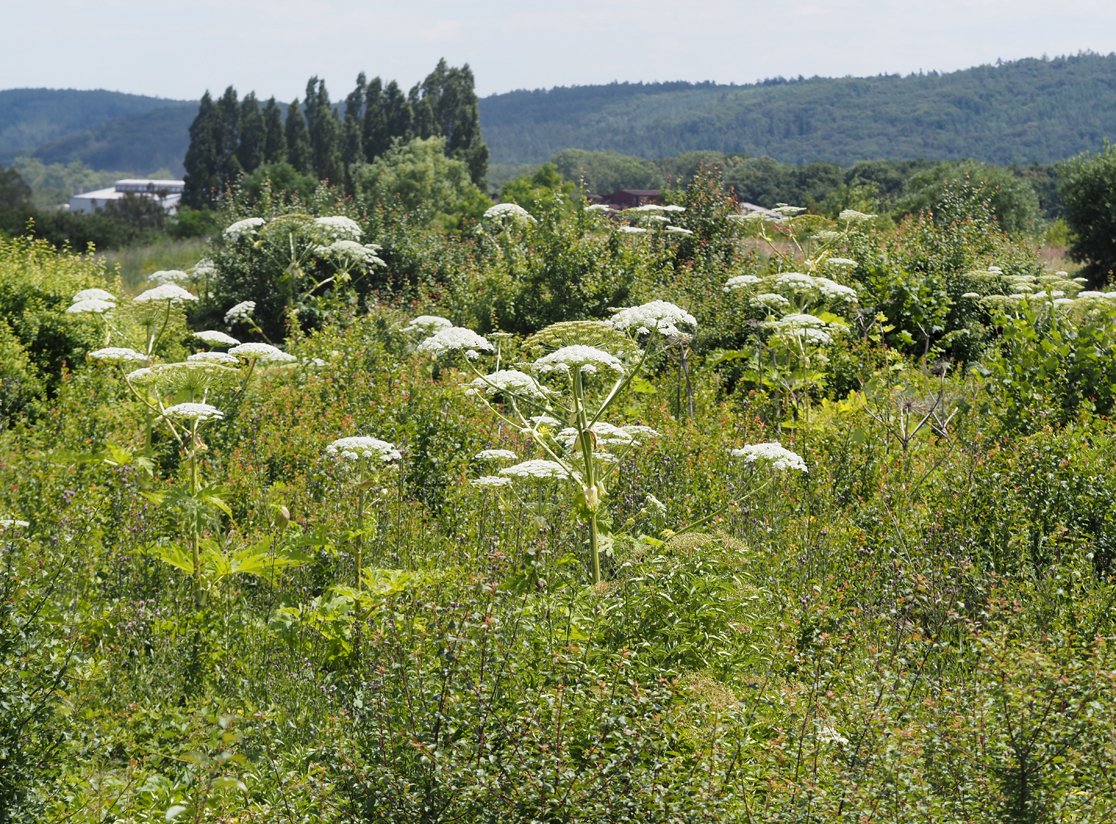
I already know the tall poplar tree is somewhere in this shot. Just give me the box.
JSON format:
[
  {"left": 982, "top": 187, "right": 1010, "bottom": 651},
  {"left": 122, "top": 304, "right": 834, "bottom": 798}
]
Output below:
[
  {"left": 284, "top": 98, "right": 312, "bottom": 173},
  {"left": 261, "top": 97, "right": 287, "bottom": 165},
  {"left": 182, "top": 91, "right": 222, "bottom": 207},
  {"left": 362, "top": 76, "right": 389, "bottom": 161},
  {"left": 237, "top": 92, "right": 265, "bottom": 173}
]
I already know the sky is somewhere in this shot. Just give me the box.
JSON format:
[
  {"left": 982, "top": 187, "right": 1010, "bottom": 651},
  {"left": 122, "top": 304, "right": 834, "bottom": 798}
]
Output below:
[{"left": 4, "top": 0, "right": 1114, "bottom": 101}]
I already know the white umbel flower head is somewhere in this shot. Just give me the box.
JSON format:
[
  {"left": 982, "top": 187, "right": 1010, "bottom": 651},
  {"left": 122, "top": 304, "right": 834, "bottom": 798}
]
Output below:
[
  {"left": 223, "top": 217, "right": 266, "bottom": 239},
  {"left": 533, "top": 345, "right": 625, "bottom": 376},
  {"left": 838, "top": 209, "right": 876, "bottom": 223},
  {"left": 724, "top": 274, "right": 763, "bottom": 292},
  {"left": 618, "top": 225, "right": 647, "bottom": 235},
  {"left": 72, "top": 288, "right": 117, "bottom": 304},
  {"left": 228, "top": 342, "right": 296, "bottom": 363},
  {"left": 475, "top": 449, "right": 519, "bottom": 462},
  {"left": 188, "top": 351, "right": 240, "bottom": 365},
  {"left": 555, "top": 421, "right": 638, "bottom": 449},
  {"left": 416, "top": 326, "right": 494, "bottom": 359},
  {"left": 66, "top": 298, "right": 117, "bottom": 314},
  {"left": 470, "top": 369, "right": 547, "bottom": 400},
  {"left": 315, "top": 240, "right": 384, "bottom": 267},
  {"left": 88, "top": 347, "right": 148, "bottom": 364},
  {"left": 499, "top": 459, "right": 578, "bottom": 481},
  {"left": 193, "top": 330, "right": 241, "bottom": 347},
  {"left": 767, "top": 313, "right": 836, "bottom": 345},
  {"left": 0, "top": 518, "right": 30, "bottom": 529},
  {"left": 404, "top": 315, "right": 453, "bottom": 336},
  {"left": 133, "top": 284, "right": 198, "bottom": 304},
  {"left": 225, "top": 300, "right": 256, "bottom": 323},
  {"left": 313, "top": 215, "right": 362, "bottom": 240},
  {"left": 752, "top": 293, "right": 792, "bottom": 311},
  {"left": 147, "top": 269, "right": 191, "bottom": 284},
  {"left": 610, "top": 300, "right": 696, "bottom": 340},
  {"left": 484, "top": 203, "right": 536, "bottom": 224},
  {"left": 730, "top": 441, "right": 808, "bottom": 473},
  {"left": 163, "top": 402, "right": 224, "bottom": 423},
  {"left": 471, "top": 475, "right": 513, "bottom": 488},
  {"left": 325, "top": 435, "right": 401, "bottom": 463}
]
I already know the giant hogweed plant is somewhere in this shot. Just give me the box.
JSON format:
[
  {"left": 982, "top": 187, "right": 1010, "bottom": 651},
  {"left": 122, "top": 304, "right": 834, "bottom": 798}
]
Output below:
[
  {"left": 68, "top": 283, "right": 310, "bottom": 609},
  {"left": 412, "top": 303, "right": 695, "bottom": 584}
]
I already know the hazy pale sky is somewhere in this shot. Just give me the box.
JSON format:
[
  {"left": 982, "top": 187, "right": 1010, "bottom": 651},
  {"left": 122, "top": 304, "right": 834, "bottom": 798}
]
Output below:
[{"left": 5, "top": 0, "right": 1114, "bottom": 100}]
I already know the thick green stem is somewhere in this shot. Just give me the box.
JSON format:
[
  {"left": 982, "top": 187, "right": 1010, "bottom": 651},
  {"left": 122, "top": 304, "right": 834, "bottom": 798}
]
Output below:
[
  {"left": 189, "top": 431, "right": 202, "bottom": 610},
  {"left": 356, "top": 484, "right": 365, "bottom": 593}
]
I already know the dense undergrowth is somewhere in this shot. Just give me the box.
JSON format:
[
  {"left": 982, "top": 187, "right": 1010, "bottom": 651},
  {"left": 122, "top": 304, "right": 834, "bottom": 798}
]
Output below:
[{"left": 3, "top": 177, "right": 1116, "bottom": 822}]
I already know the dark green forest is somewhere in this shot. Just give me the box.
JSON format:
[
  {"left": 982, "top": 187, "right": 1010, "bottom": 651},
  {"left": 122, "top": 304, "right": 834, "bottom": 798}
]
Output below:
[{"left": 480, "top": 52, "right": 1116, "bottom": 166}]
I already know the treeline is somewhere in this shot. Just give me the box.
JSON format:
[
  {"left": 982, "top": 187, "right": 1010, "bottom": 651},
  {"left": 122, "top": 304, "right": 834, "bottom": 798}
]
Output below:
[
  {"left": 479, "top": 53, "right": 1116, "bottom": 167},
  {"left": 183, "top": 59, "right": 487, "bottom": 207},
  {"left": 534, "top": 149, "right": 1060, "bottom": 233}
]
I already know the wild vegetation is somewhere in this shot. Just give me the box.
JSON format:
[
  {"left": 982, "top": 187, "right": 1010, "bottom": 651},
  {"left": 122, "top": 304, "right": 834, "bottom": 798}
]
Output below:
[{"left": 3, "top": 161, "right": 1116, "bottom": 822}]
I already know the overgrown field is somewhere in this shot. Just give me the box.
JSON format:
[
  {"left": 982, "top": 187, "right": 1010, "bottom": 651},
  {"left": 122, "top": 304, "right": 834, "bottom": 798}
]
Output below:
[{"left": 3, "top": 179, "right": 1116, "bottom": 822}]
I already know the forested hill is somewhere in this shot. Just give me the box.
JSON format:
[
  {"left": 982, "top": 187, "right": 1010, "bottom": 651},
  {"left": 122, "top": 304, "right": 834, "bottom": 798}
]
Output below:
[
  {"left": 478, "top": 53, "right": 1116, "bottom": 166},
  {"left": 0, "top": 89, "right": 194, "bottom": 172}
]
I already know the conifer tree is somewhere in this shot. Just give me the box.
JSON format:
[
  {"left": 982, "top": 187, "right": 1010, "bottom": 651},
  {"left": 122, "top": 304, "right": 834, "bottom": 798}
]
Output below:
[{"left": 216, "top": 86, "right": 243, "bottom": 185}]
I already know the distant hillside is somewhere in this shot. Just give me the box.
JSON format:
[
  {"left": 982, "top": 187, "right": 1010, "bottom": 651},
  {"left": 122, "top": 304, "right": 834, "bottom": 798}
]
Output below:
[
  {"left": 478, "top": 53, "right": 1116, "bottom": 166},
  {"left": 0, "top": 89, "right": 194, "bottom": 174},
  {"left": 5, "top": 53, "right": 1116, "bottom": 182}
]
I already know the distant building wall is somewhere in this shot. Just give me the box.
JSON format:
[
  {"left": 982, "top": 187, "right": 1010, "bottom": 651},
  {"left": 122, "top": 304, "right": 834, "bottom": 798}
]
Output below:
[{"left": 68, "top": 179, "right": 185, "bottom": 215}]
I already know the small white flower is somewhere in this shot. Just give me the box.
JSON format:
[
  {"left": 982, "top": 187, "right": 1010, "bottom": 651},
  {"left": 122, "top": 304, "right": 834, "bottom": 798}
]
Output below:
[
  {"left": 147, "top": 269, "right": 191, "bottom": 284},
  {"left": 826, "top": 257, "right": 858, "bottom": 268},
  {"left": 730, "top": 441, "right": 808, "bottom": 473},
  {"left": 326, "top": 435, "right": 401, "bottom": 463},
  {"left": 1073, "top": 276, "right": 1089, "bottom": 284},
  {"left": 585, "top": 204, "right": 612, "bottom": 212},
  {"left": 644, "top": 494, "right": 667, "bottom": 514},
  {"left": 987, "top": 265, "right": 1004, "bottom": 274},
  {"left": 534, "top": 345, "right": 626, "bottom": 376},
  {"left": 618, "top": 225, "right": 647, "bottom": 234},
  {"left": 188, "top": 351, "right": 240, "bottom": 365},
  {"left": 72, "top": 288, "right": 116, "bottom": 304},
  {"left": 66, "top": 298, "right": 116, "bottom": 314},
  {"left": 225, "top": 301, "right": 256, "bottom": 323},
  {"left": 228, "top": 342, "right": 295, "bottom": 363},
  {"left": 662, "top": 204, "right": 686, "bottom": 213},
  {"left": 193, "top": 330, "right": 241, "bottom": 347},
  {"left": 628, "top": 204, "right": 667, "bottom": 213},
  {"left": 471, "top": 475, "right": 513, "bottom": 488},
  {"left": 88, "top": 347, "right": 148, "bottom": 364},
  {"left": 223, "top": 217, "right": 266, "bottom": 239},
  {"left": 610, "top": 300, "right": 696, "bottom": 340},
  {"left": 484, "top": 203, "right": 536, "bottom": 224},
  {"left": 961, "top": 292, "right": 981, "bottom": 299},
  {"left": 774, "top": 272, "right": 818, "bottom": 292},
  {"left": 163, "top": 402, "right": 224, "bottom": 423},
  {"left": 772, "top": 204, "right": 806, "bottom": 216},
  {"left": 313, "top": 215, "right": 362, "bottom": 240},
  {"left": 417, "top": 326, "right": 494, "bottom": 358},
  {"left": 0, "top": 518, "right": 29, "bottom": 529},
  {"left": 664, "top": 226, "right": 693, "bottom": 236},
  {"left": 499, "top": 459, "right": 578, "bottom": 481},
  {"left": 475, "top": 449, "right": 519, "bottom": 462},
  {"left": 470, "top": 369, "right": 547, "bottom": 400},
  {"left": 133, "top": 284, "right": 198, "bottom": 304}
]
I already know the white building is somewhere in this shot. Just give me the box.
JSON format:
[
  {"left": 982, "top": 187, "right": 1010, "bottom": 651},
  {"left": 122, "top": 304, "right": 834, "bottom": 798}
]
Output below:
[{"left": 68, "top": 179, "right": 185, "bottom": 215}]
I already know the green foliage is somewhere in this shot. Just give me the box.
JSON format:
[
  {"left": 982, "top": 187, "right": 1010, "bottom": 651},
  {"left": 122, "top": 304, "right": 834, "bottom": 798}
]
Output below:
[
  {"left": 1059, "top": 141, "right": 1116, "bottom": 284},
  {"left": 355, "top": 137, "right": 490, "bottom": 230}
]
